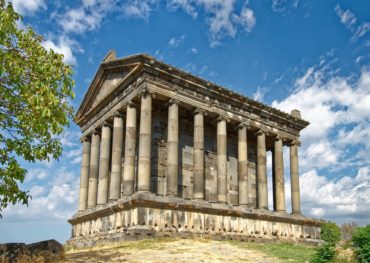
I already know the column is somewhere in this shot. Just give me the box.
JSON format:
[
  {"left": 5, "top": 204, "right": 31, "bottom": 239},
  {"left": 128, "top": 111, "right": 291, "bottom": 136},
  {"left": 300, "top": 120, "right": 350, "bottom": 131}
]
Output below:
[
  {"left": 109, "top": 113, "right": 124, "bottom": 201},
  {"left": 238, "top": 124, "right": 249, "bottom": 207},
  {"left": 166, "top": 100, "right": 179, "bottom": 197},
  {"left": 257, "top": 129, "right": 268, "bottom": 209},
  {"left": 137, "top": 91, "right": 152, "bottom": 192},
  {"left": 273, "top": 136, "right": 286, "bottom": 212},
  {"left": 87, "top": 131, "right": 100, "bottom": 208},
  {"left": 122, "top": 103, "right": 137, "bottom": 196},
  {"left": 193, "top": 109, "right": 205, "bottom": 200},
  {"left": 217, "top": 117, "right": 227, "bottom": 203},
  {"left": 97, "top": 123, "right": 111, "bottom": 205},
  {"left": 290, "top": 141, "right": 301, "bottom": 214},
  {"left": 78, "top": 137, "right": 91, "bottom": 211}
]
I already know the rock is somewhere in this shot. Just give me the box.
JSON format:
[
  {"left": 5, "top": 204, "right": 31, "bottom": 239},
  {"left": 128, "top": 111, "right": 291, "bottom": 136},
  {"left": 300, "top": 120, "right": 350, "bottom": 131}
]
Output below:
[{"left": 0, "top": 239, "right": 64, "bottom": 263}]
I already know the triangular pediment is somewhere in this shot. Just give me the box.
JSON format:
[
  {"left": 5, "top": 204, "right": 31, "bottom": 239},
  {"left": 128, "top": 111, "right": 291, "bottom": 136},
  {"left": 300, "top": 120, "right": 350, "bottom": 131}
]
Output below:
[
  {"left": 76, "top": 56, "right": 143, "bottom": 123},
  {"left": 91, "top": 69, "right": 130, "bottom": 109}
]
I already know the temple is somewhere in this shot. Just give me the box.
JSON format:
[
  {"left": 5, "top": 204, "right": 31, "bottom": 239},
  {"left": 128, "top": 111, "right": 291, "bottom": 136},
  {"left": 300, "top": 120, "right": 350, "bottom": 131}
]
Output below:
[{"left": 67, "top": 52, "right": 323, "bottom": 247}]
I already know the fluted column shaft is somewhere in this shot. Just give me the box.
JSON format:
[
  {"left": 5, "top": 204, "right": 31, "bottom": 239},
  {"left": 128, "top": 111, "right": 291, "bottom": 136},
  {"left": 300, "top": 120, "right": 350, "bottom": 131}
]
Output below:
[
  {"left": 166, "top": 100, "right": 179, "bottom": 196},
  {"left": 78, "top": 138, "right": 91, "bottom": 211},
  {"left": 123, "top": 104, "right": 137, "bottom": 196},
  {"left": 238, "top": 125, "right": 249, "bottom": 207},
  {"left": 87, "top": 132, "right": 100, "bottom": 208},
  {"left": 137, "top": 92, "right": 152, "bottom": 192},
  {"left": 217, "top": 118, "right": 227, "bottom": 203},
  {"left": 97, "top": 124, "right": 111, "bottom": 205},
  {"left": 193, "top": 110, "right": 205, "bottom": 200},
  {"left": 109, "top": 114, "right": 124, "bottom": 201},
  {"left": 274, "top": 137, "right": 286, "bottom": 212},
  {"left": 257, "top": 130, "right": 268, "bottom": 209},
  {"left": 290, "top": 142, "right": 301, "bottom": 214}
]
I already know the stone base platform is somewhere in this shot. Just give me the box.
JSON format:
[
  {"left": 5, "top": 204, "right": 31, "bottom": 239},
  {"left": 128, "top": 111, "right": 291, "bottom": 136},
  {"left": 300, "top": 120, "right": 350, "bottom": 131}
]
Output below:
[{"left": 67, "top": 193, "right": 324, "bottom": 248}]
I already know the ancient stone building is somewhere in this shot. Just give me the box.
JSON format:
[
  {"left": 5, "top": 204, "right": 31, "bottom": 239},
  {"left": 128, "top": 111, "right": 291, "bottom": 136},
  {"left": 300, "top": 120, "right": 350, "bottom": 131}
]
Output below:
[{"left": 68, "top": 51, "right": 323, "bottom": 247}]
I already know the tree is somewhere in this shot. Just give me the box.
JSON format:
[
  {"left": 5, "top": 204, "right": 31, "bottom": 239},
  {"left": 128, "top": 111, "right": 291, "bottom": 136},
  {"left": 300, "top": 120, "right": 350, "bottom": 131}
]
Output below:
[{"left": 0, "top": 1, "right": 74, "bottom": 216}]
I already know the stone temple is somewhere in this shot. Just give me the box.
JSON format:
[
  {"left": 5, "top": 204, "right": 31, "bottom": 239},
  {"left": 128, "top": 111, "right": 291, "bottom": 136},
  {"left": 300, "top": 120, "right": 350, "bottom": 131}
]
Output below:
[{"left": 68, "top": 51, "right": 323, "bottom": 247}]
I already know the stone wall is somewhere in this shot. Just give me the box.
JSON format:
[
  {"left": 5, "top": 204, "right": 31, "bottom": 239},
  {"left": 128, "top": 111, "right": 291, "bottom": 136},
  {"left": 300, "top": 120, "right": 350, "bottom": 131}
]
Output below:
[{"left": 68, "top": 193, "right": 323, "bottom": 248}]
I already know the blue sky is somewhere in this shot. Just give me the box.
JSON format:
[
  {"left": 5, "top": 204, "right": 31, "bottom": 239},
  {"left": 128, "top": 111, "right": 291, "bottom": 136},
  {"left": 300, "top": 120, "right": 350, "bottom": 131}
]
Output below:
[{"left": 1, "top": 0, "right": 370, "bottom": 244}]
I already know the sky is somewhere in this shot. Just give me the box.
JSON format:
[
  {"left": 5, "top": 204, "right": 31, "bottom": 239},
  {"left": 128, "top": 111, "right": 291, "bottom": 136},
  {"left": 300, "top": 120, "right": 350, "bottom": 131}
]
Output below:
[{"left": 1, "top": 0, "right": 370, "bottom": 244}]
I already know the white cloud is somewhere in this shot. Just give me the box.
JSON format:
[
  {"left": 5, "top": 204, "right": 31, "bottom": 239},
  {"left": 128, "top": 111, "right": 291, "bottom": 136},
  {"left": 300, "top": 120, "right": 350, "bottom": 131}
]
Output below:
[
  {"left": 42, "top": 37, "right": 82, "bottom": 65},
  {"left": 334, "top": 5, "right": 370, "bottom": 42},
  {"left": 168, "top": 35, "right": 186, "bottom": 48},
  {"left": 58, "top": 0, "right": 116, "bottom": 34},
  {"left": 252, "top": 86, "right": 269, "bottom": 102},
  {"left": 190, "top": 47, "right": 198, "bottom": 54},
  {"left": 234, "top": 7, "right": 256, "bottom": 33},
  {"left": 352, "top": 22, "right": 370, "bottom": 42},
  {"left": 335, "top": 4, "right": 357, "bottom": 29},
  {"left": 167, "top": 0, "right": 198, "bottom": 18},
  {"left": 122, "top": 0, "right": 157, "bottom": 20},
  {"left": 166, "top": 0, "right": 256, "bottom": 47},
  {"left": 8, "top": 0, "right": 46, "bottom": 15},
  {"left": 300, "top": 168, "right": 370, "bottom": 224},
  {"left": 3, "top": 168, "right": 78, "bottom": 222}
]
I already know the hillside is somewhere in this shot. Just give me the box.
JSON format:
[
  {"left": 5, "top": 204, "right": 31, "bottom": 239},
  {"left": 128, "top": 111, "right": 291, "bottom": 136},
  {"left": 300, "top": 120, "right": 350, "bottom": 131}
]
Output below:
[{"left": 63, "top": 238, "right": 316, "bottom": 263}]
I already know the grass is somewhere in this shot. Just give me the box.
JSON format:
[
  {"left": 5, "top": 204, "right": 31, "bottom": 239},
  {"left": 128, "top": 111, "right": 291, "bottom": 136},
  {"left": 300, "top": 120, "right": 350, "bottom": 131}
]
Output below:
[
  {"left": 227, "top": 240, "right": 317, "bottom": 263},
  {"left": 66, "top": 238, "right": 318, "bottom": 262}
]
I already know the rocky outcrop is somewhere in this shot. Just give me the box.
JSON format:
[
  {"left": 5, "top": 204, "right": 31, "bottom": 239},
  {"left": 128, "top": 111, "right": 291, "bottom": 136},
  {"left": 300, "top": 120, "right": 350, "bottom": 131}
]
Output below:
[{"left": 0, "top": 239, "right": 64, "bottom": 263}]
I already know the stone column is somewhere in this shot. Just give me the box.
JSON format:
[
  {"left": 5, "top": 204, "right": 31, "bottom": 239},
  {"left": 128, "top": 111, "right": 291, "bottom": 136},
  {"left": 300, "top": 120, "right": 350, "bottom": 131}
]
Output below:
[
  {"left": 166, "top": 100, "right": 179, "bottom": 197},
  {"left": 193, "top": 109, "right": 205, "bottom": 200},
  {"left": 109, "top": 113, "right": 124, "bottom": 201},
  {"left": 217, "top": 117, "right": 227, "bottom": 204},
  {"left": 238, "top": 124, "right": 249, "bottom": 207},
  {"left": 122, "top": 103, "right": 137, "bottom": 196},
  {"left": 78, "top": 137, "right": 91, "bottom": 211},
  {"left": 137, "top": 91, "right": 152, "bottom": 192},
  {"left": 87, "top": 131, "right": 100, "bottom": 208},
  {"left": 256, "top": 130, "right": 268, "bottom": 209},
  {"left": 97, "top": 123, "right": 111, "bottom": 205},
  {"left": 290, "top": 141, "right": 301, "bottom": 214},
  {"left": 273, "top": 136, "right": 286, "bottom": 212}
]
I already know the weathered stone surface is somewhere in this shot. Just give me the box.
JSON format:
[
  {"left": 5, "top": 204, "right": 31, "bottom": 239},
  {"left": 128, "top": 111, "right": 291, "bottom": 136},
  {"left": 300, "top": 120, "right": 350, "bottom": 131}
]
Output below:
[
  {"left": 68, "top": 193, "right": 323, "bottom": 248},
  {"left": 0, "top": 239, "right": 64, "bottom": 263}
]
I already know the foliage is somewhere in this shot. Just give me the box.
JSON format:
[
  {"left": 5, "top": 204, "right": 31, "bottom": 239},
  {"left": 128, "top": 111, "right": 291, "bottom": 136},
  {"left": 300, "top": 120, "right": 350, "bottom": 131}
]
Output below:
[
  {"left": 321, "top": 221, "right": 341, "bottom": 245},
  {"left": 341, "top": 221, "right": 358, "bottom": 242},
  {"left": 311, "top": 244, "right": 336, "bottom": 263},
  {"left": 352, "top": 225, "right": 370, "bottom": 263},
  {"left": 0, "top": 1, "right": 74, "bottom": 215},
  {"left": 311, "top": 222, "right": 341, "bottom": 263}
]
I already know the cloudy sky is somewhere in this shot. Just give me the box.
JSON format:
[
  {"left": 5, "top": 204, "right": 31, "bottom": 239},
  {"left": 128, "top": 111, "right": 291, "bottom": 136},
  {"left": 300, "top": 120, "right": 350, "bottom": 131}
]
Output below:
[{"left": 1, "top": 0, "right": 370, "bottom": 244}]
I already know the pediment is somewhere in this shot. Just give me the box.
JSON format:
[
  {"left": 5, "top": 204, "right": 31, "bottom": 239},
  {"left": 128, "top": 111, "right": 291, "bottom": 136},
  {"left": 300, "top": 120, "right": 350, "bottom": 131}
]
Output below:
[
  {"left": 76, "top": 61, "right": 142, "bottom": 123},
  {"left": 91, "top": 69, "right": 129, "bottom": 108}
]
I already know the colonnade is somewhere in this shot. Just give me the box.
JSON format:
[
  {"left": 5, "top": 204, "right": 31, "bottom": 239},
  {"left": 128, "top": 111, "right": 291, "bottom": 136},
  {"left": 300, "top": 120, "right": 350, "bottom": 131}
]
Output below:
[{"left": 78, "top": 92, "right": 301, "bottom": 215}]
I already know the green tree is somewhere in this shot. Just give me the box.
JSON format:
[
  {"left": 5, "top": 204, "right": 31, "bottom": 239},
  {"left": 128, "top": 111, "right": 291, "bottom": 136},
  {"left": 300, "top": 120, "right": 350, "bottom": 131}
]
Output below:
[
  {"left": 352, "top": 225, "right": 370, "bottom": 263},
  {"left": 0, "top": 1, "right": 74, "bottom": 216},
  {"left": 321, "top": 221, "right": 341, "bottom": 245}
]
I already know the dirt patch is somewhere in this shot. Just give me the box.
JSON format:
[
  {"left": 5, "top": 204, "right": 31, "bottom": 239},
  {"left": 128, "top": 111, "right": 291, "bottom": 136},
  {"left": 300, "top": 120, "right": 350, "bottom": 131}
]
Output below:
[{"left": 63, "top": 239, "right": 283, "bottom": 263}]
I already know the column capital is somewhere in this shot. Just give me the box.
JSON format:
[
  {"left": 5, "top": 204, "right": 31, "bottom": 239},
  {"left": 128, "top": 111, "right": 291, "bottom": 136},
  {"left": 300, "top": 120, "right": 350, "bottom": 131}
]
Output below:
[
  {"left": 140, "top": 86, "right": 155, "bottom": 97},
  {"left": 216, "top": 115, "right": 230, "bottom": 123},
  {"left": 127, "top": 100, "right": 139, "bottom": 109},
  {"left": 113, "top": 111, "right": 124, "bottom": 118},
  {"left": 255, "top": 128, "right": 268, "bottom": 136},
  {"left": 167, "top": 98, "right": 180, "bottom": 106},
  {"left": 80, "top": 135, "right": 91, "bottom": 143},
  {"left": 102, "top": 121, "right": 112, "bottom": 128},
  {"left": 193, "top": 107, "right": 207, "bottom": 116},
  {"left": 289, "top": 139, "right": 301, "bottom": 147},
  {"left": 237, "top": 122, "right": 250, "bottom": 130}
]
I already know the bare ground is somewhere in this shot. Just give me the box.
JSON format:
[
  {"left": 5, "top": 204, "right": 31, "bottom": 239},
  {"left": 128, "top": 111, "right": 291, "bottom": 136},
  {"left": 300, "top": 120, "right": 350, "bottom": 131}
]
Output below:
[{"left": 62, "top": 239, "right": 284, "bottom": 263}]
